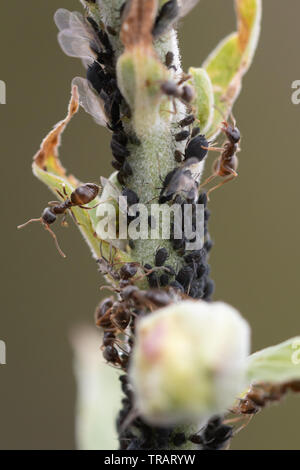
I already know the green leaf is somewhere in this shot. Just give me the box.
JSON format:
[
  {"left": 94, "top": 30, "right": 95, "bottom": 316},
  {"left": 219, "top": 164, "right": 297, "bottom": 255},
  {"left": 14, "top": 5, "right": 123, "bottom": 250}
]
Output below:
[
  {"left": 188, "top": 67, "right": 214, "bottom": 134},
  {"left": 32, "top": 85, "right": 130, "bottom": 264},
  {"left": 203, "top": 0, "right": 262, "bottom": 138},
  {"left": 71, "top": 328, "right": 122, "bottom": 450},
  {"left": 246, "top": 337, "right": 300, "bottom": 384}
]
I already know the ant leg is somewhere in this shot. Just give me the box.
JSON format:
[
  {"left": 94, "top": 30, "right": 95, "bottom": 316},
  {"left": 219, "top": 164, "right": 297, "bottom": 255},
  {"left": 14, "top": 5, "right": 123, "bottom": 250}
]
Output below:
[
  {"left": 223, "top": 416, "right": 245, "bottom": 426},
  {"left": 201, "top": 145, "right": 224, "bottom": 153},
  {"left": 43, "top": 223, "right": 66, "bottom": 258},
  {"left": 48, "top": 201, "right": 60, "bottom": 206},
  {"left": 221, "top": 120, "right": 229, "bottom": 129},
  {"left": 133, "top": 265, "right": 169, "bottom": 284},
  {"left": 62, "top": 184, "right": 68, "bottom": 197},
  {"left": 56, "top": 189, "right": 65, "bottom": 200},
  {"left": 156, "top": 155, "right": 163, "bottom": 183},
  {"left": 109, "top": 242, "right": 113, "bottom": 264},
  {"left": 228, "top": 112, "right": 237, "bottom": 127},
  {"left": 172, "top": 97, "right": 177, "bottom": 114},
  {"left": 177, "top": 73, "right": 192, "bottom": 86},
  {"left": 146, "top": 195, "right": 159, "bottom": 204},
  {"left": 199, "top": 173, "right": 217, "bottom": 190},
  {"left": 214, "top": 104, "right": 227, "bottom": 121},
  {"left": 78, "top": 203, "right": 100, "bottom": 210},
  {"left": 100, "top": 241, "right": 104, "bottom": 259},
  {"left": 161, "top": 108, "right": 176, "bottom": 116},
  {"left": 61, "top": 213, "right": 68, "bottom": 228},
  {"left": 68, "top": 208, "right": 80, "bottom": 226},
  {"left": 206, "top": 173, "right": 237, "bottom": 199},
  {"left": 100, "top": 285, "right": 119, "bottom": 293},
  {"left": 233, "top": 415, "right": 254, "bottom": 436},
  {"left": 96, "top": 306, "right": 114, "bottom": 327},
  {"left": 17, "top": 217, "right": 42, "bottom": 230}
]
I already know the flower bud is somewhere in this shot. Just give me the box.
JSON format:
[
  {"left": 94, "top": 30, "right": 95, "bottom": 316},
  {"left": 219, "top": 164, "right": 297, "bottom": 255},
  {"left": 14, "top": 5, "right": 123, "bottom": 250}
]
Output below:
[{"left": 130, "top": 300, "right": 250, "bottom": 425}]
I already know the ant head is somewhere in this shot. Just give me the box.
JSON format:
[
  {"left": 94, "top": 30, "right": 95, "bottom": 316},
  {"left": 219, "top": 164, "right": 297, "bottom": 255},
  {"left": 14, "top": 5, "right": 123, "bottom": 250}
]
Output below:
[
  {"left": 222, "top": 121, "right": 240, "bottom": 144},
  {"left": 42, "top": 207, "right": 57, "bottom": 225},
  {"left": 71, "top": 183, "right": 99, "bottom": 206}
]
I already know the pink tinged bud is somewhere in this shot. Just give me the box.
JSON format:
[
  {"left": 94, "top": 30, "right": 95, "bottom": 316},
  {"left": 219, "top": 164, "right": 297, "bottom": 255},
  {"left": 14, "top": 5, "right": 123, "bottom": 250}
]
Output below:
[{"left": 130, "top": 300, "right": 250, "bottom": 426}]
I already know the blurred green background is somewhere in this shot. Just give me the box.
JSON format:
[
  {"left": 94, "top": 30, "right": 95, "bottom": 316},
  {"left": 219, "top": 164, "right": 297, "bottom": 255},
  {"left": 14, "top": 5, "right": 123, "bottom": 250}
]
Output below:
[{"left": 1, "top": 0, "right": 299, "bottom": 450}]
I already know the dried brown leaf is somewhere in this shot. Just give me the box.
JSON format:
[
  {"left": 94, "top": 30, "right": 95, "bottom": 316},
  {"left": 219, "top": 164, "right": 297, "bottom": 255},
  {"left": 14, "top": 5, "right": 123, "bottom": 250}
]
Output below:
[
  {"left": 34, "top": 85, "right": 79, "bottom": 186},
  {"left": 120, "top": 0, "right": 158, "bottom": 50}
]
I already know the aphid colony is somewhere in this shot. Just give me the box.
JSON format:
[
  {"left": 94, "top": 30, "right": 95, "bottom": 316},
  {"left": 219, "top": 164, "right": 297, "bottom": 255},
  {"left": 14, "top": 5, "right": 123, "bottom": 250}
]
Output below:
[{"left": 19, "top": 0, "right": 242, "bottom": 451}]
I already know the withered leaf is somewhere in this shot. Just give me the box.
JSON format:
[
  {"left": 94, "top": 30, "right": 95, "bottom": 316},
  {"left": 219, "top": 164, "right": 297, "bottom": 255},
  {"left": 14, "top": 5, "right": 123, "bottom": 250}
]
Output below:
[
  {"left": 120, "top": 0, "right": 158, "bottom": 50},
  {"left": 34, "top": 86, "right": 79, "bottom": 185}
]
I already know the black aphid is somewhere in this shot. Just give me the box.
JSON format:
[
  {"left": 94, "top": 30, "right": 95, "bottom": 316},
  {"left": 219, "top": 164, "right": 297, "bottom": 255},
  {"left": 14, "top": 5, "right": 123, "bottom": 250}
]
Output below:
[
  {"left": 152, "top": 0, "right": 179, "bottom": 38},
  {"left": 179, "top": 114, "right": 195, "bottom": 127},
  {"left": 185, "top": 134, "right": 209, "bottom": 161},
  {"left": 121, "top": 188, "right": 139, "bottom": 207},
  {"left": 175, "top": 130, "right": 190, "bottom": 142},
  {"left": 175, "top": 266, "right": 194, "bottom": 289},
  {"left": 155, "top": 247, "right": 169, "bottom": 266}
]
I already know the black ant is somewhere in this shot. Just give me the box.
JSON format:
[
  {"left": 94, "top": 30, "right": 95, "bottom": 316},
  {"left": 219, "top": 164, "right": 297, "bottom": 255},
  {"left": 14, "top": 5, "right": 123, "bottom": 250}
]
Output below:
[
  {"left": 17, "top": 183, "right": 100, "bottom": 258},
  {"left": 97, "top": 242, "right": 142, "bottom": 287},
  {"left": 95, "top": 297, "right": 131, "bottom": 369},
  {"left": 200, "top": 115, "right": 241, "bottom": 198},
  {"left": 232, "top": 381, "right": 300, "bottom": 417},
  {"left": 222, "top": 381, "right": 300, "bottom": 436}
]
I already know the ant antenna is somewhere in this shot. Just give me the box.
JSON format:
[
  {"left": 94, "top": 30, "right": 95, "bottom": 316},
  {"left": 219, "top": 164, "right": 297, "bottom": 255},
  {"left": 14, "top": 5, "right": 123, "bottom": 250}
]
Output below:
[
  {"left": 17, "top": 218, "right": 41, "bottom": 229},
  {"left": 213, "top": 104, "right": 227, "bottom": 121},
  {"left": 214, "top": 105, "right": 237, "bottom": 127},
  {"left": 43, "top": 223, "right": 66, "bottom": 258},
  {"left": 17, "top": 218, "right": 66, "bottom": 258}
]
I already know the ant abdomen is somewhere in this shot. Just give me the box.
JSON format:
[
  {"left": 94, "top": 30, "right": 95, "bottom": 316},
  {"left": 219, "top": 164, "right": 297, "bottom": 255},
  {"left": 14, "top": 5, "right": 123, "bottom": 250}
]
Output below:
[{"left": 70, "top": 183, "right": 99, "bottom": 206}]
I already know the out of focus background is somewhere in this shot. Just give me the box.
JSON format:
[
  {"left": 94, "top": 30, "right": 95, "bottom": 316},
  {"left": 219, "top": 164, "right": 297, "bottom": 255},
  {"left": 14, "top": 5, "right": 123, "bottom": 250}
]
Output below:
[{"left": 1, "top": 0, "right": 299, "bottom": 450}]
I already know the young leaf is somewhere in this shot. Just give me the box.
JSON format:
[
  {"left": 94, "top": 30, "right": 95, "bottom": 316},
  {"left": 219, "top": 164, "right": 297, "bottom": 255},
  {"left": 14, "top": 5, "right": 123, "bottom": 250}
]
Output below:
[
  {"left": 246, "top": 337, "right": 300, "bottom": 384},
  {"left": 188, "top": 67, "right": 214, "bottom": 134},
  {"left": 203, "top": 0, "right": 262, "bottom": 138}
]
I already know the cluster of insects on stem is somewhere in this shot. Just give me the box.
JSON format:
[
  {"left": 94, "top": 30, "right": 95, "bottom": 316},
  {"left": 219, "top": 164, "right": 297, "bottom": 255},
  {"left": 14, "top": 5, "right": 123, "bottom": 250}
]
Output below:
[{"left": 95, "top": 256, "right": 184, "bottom": 370}]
